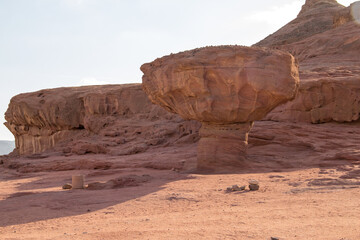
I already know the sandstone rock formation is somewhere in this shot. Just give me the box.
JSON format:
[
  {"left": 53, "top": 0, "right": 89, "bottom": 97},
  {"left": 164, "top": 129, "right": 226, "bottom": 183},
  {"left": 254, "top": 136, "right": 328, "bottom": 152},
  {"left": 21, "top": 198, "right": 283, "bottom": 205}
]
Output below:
[
  {"left": 5, "top": 84, "right": 200, "bottom": 155},
  {"left": 141, "top": 46, "right": 299, "bottom": 169},
  {"left": 256, "top": 0, "right": 360, "bottom": 123},
  {"left": 3, "top": 0, "right": 360, "bottom": 170},
  {"left": 333, "top": 1, "right": 360, "bottom": 27},
  {"left": 256, "top": 0, "right": 344, "bottom": 47}
]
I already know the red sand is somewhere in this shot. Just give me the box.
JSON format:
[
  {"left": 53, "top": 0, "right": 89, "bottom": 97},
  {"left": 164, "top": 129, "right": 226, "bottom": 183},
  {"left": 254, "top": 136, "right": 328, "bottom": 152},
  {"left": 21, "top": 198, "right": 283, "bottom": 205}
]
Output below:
[
  {"left": 1, "top": 121, "right": 360, "bottom": 240},
  {"left": 1, "top": 165, "right": 360, "bottom": 239}
]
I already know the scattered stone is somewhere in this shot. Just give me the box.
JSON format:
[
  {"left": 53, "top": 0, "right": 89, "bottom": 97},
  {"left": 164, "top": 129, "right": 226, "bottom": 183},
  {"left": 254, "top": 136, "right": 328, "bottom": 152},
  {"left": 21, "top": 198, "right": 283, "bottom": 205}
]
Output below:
[
  {"left": 248, "top": 179, "right": 258, "bottom": 185},
  {"left": 269, "top": 175, "right": 285, "bottom": 179},
  {"left": 271, "top": 237, "right": 280, "bottom": 240},
  {"left": 62, "top": 183, "right": 72, "bottom": 189},
  {"left": 86, "top": 181, "right": 107, "bottom": 190},
  {"left": 166, "top": 196, "right": 199, "bottom": 202},
  {"left": 248, "top": 179, "right": 259, "bottom": 191},
  {"left": 226, "top": 185, "right": 246, "bottom": 192},
  {"left": 288, "top": 181, "right": 302, "bottom": 187},
  {"left": 86, "top": 174, "right": 152, "bottom": 190}
]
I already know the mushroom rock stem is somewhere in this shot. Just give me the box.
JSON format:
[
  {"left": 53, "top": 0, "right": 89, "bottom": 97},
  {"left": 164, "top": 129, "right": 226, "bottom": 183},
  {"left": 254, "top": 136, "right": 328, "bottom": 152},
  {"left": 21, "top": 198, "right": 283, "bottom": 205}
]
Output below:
[{"left": 197, "top": 122, "right": 253, "bottom": 170}]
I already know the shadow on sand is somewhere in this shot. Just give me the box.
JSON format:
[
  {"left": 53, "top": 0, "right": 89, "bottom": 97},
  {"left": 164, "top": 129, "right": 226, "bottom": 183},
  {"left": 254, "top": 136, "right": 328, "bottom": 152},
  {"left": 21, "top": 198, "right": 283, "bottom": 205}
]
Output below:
[
  {"left": 0, "top": 168, "right": 193, "bottom": 227},
  {"left": 1, "top": 121, "right": 360, "bottom": 227}
]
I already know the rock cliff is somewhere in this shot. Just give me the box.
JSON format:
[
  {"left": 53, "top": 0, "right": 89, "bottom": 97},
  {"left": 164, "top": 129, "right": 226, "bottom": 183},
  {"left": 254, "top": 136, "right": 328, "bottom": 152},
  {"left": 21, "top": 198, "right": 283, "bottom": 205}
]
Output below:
[
  {"left": 5, "top": 84, "right": 200, "bottom": 155},
  {"left": 256, "top": 0, "right": 360, "bottom": 123},
  {"left": 3, "top": 0, "right": 360, "bottom": 157},
  {"left": 256, "top": 0, "right": 344, "bottom": 47}
]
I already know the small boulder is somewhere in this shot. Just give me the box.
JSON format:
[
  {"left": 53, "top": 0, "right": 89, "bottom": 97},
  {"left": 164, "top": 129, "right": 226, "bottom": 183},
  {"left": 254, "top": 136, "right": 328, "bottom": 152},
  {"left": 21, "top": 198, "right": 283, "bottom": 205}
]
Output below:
[
  {"left": 248, "top": 179, "right": 259, "bottom": 191},
  {"left": 86, "top": 181, "right": 108, "bottom": 190},
  {"left": 226, "top": 185, "right": 246, "bottom": 192},
  {"left": 62, "top": 183, "right": 72, "bottom": 189}
]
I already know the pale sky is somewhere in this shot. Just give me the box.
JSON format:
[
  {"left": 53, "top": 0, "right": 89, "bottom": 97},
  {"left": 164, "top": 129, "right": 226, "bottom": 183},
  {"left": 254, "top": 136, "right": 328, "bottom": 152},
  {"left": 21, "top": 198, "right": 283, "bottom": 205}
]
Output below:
[{"left": 0, "top": 0, "right": 354, "bottom": 140}]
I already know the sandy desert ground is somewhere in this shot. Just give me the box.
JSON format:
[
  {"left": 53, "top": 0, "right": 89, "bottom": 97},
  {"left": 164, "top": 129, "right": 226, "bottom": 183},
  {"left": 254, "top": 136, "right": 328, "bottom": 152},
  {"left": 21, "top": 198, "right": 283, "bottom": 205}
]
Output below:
[
  {"left": 1, "top": 121, "right": 360, "bottom": 240},
  {"left": 1, "top": 164, "right": 360, "bottom": 239}
]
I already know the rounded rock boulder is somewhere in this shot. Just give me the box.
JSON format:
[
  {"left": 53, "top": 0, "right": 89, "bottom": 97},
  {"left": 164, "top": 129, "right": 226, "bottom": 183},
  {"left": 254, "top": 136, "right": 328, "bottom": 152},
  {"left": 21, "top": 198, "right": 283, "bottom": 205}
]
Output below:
[{"left": 141, "top": 45, "right": 299, "bottom": 124}]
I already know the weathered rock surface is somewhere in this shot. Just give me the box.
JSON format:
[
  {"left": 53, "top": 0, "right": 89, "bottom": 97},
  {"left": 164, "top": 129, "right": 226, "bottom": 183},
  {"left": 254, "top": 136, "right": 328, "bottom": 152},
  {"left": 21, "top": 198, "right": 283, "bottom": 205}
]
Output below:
[
  {"left": 333, "top": 1, "right": 360, "bottom": 28},
  {"left": 4, "top": 84, "right": 200, "bottom": 155},
  {"left": 141, "top": 46, "right": 299, "bottom": 169},
  {"left": 266, "top": 77, "right": 360, "bottom": 123},
  {"left": 2, "top": 0, "right": 360, "bottom": 173},
  {"left": 141, "top": 46, "right": 299, "bottom": 123},
  {"left": 257, "top": 0, "right": 360, "bottom": 123},
  {"left": 2, "top": 120, "right": 359, "bottom": 174},
  {"left": 256, "top": 0, "right": 344, "bottom": 47}
]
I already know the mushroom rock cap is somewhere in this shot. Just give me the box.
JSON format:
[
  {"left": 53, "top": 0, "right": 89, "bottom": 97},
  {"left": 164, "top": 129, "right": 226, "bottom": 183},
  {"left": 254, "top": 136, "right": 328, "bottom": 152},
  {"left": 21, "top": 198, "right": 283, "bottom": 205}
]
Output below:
[{"left": 141, "top": 46, "right": 299, "bottom": 124}]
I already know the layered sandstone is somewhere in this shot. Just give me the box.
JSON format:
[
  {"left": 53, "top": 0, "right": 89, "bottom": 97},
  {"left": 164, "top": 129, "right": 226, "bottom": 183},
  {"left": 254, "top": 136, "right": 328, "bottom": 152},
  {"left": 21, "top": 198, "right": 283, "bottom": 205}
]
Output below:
[
  {"left": 257, "top": 0, "right": 360, "bottom": 123},
  {"left": 266, "top": 78, "right": 360, "bottom": 123},
  {"left": 3, "top": 0, "right": 360, "bottom": 160},
  {"left": 141, "top": 46, "right": 299, "bottom": 169},
  {"left": 5, "top": 84, "right": 200, "bottom": 155},
  {"left": 333, "top": 1, "right": 360, "bottom": 27},
  {"left": 256, "top": 0, "right": 344, "bottom": 47}
]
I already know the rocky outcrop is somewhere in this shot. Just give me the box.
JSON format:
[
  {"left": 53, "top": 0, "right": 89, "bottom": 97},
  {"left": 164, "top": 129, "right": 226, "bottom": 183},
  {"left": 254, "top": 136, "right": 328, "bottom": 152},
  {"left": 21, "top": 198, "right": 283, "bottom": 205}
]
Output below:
[
  {"left": 256, "top": 0, "right": 344, "bottom": 47},
  {"left": 333, "top": 1, "right": 360, "bottom": 27},
  {"left": 266, "top": 78, "right": 360, "bottom": 123},
  {"left": 141, "top": 46, "right": 299, "bottom": 169},
  {"left": 3, "top": 0, "right": 360, "bottom": 159},
  {"left": 5, "top": 84, "right": 200, "bottom": 155},
  {"left": 257, "top": 0, "right": 360, "bottom": 123},
  {"left": 141, "top": 46, "right": 299, "bottom": 123}
]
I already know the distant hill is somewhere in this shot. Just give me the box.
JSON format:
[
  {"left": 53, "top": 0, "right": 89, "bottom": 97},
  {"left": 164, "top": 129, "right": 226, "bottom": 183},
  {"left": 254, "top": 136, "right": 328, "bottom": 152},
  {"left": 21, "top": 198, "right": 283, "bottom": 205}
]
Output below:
[{"left": 0, "top": 140, "right": 15, "bottom": 155}]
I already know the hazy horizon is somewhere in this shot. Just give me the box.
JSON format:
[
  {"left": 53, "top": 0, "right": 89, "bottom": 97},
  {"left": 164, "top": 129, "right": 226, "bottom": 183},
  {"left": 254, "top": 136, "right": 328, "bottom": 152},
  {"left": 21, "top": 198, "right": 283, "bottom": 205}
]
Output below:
[
  {"left": 0, "top": 0, "right": 354, "bottom": 141},
  {"left": 0, "top": 140, "right": 15, "bottom": 155}
]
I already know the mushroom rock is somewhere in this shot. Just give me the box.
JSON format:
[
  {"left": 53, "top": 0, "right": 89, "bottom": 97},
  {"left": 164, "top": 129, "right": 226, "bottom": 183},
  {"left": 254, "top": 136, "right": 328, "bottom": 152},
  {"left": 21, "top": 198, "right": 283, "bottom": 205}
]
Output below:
[{"left": 141, "top": 46, "right": 299, "bottom": 170}]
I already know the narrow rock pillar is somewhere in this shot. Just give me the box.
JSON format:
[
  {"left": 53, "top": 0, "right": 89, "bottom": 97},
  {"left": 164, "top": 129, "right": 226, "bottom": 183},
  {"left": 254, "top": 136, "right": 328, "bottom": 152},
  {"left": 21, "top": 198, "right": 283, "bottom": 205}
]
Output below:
[
  {"left": 197, "top": 122, "right": 253, "bottom": 170},
  {"left": 72, "top": 175, "right": 85, "bottom": 189}
]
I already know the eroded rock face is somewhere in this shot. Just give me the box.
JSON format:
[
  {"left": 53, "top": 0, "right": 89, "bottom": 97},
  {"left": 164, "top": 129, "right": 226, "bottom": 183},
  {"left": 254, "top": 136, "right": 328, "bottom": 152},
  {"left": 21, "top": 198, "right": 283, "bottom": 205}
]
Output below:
[
  {"left": 256, "top": 0, "right": 344, "bottom": 47},
  {"left": 4, "top": 0, "right": 360, "bottom": 173},
  {"left": 333, "top": 1, "right": 360, "bottom": 27},
  {"left": 257, "top": 0, "right": 360, "bottom": 123},
  {"left": 197, "top": 122, "right": 254, "bottom": 169},
  {"left": 4, "top": 84, "right": 200, "bottom": 155},
  {"left": 266, "top": 78, "right": 360, "bottom": 123},
  {"left": 141, "top": 46, "right": 299, "bottom": 123},
  {"left": 141, "top": 46, "right": 299, "bottom": 169}
]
